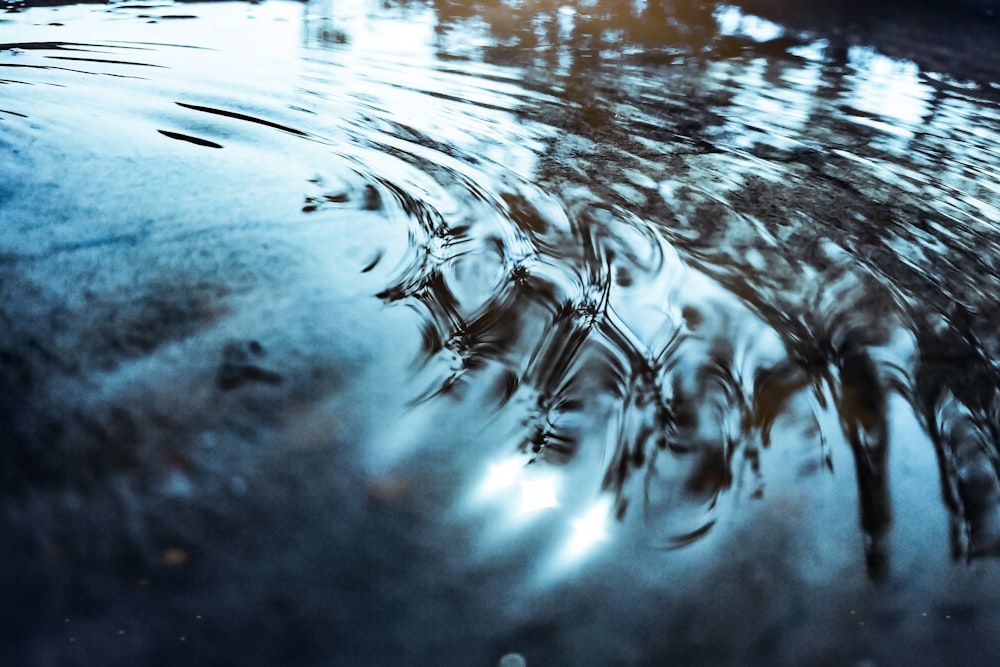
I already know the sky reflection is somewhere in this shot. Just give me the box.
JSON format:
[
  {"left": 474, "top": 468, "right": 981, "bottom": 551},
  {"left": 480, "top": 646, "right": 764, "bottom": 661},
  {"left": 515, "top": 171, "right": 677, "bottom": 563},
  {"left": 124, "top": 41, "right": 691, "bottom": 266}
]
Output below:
[{"left": 3, "top": 1, "right": 1000, "bottom": 664}]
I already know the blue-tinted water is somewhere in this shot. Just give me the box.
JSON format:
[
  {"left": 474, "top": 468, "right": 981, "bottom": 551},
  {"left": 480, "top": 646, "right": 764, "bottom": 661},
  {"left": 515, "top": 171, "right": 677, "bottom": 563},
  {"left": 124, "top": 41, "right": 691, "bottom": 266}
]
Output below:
[{"left": 2, "top": 1, "right": 1000, "bottom": 664}]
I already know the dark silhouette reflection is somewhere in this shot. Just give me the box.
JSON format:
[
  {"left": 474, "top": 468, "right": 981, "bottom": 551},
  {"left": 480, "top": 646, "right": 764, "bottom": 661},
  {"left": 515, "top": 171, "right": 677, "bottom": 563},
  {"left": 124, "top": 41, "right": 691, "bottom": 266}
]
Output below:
[
  {"left": 5, "top": 1, "right": 1000, "bottom": 664},
  {"left": 335, "top": 0, "right": 1000, "bottom": 578},
  {"left": 917, "top": 308, "right": 1000, "bottom": 558},
  {"left": 3, "top": 0, "right": 1000, "bottom": 621}
]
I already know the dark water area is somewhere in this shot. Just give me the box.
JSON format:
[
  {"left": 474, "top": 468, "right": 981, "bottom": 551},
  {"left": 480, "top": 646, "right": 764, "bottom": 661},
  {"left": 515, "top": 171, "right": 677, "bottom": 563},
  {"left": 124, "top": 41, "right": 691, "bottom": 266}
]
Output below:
[{"left": 2, "top": 0, "right": 1000, "bottom": 665}]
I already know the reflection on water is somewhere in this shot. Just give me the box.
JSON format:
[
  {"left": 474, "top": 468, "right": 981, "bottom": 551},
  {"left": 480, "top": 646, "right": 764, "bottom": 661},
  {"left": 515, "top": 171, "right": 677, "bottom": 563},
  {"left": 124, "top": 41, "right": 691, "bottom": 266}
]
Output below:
[{"left": 2, "top": 0, "right": 1000, "bottom": 664}]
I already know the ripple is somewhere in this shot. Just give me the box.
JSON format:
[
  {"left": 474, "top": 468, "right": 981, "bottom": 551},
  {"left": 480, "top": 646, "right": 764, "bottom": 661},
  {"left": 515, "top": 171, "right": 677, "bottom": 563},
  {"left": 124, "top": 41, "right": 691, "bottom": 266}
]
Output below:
[{"left": 4, "top": 1, "right": 1000, "bottom": 664}]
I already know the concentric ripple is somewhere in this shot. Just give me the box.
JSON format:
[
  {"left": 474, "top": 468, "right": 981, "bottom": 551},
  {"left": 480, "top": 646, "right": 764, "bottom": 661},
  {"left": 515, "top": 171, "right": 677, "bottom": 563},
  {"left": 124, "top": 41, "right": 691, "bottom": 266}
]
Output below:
[{"left": 3, "top": 1, "right": 1000, "bottom": 664}]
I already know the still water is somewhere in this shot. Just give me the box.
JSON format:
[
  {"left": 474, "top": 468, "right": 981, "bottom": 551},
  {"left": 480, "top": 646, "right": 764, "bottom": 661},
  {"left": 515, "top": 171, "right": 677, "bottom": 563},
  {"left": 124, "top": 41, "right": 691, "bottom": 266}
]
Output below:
[{"left": 2, "top": 0, "right": 1000, "bottom": 664}]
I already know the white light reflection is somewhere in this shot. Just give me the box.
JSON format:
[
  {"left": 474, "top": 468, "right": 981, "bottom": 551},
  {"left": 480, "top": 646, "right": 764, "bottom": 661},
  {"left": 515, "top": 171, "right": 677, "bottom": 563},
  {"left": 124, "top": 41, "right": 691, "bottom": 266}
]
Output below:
[
  {"left": 519, "top": 477, "right": 560, "bottom": 515},
  {"left": 473, "top": 456, "right": 560, "bottom": 516},
  {"left": 714, "top": 5, "right": 784, "bottom": 42},
  {"left": 476, "top": 457, "right": 524, "bottom": 500},
  {"left": 467, "top": 454, "right": 619, "bottom": 582},
  {"left": 529, "top": 495, "right": 616, "bottom": 585},
  {"left": 562, "top": 496, "right": 613, "bottom": 560}
]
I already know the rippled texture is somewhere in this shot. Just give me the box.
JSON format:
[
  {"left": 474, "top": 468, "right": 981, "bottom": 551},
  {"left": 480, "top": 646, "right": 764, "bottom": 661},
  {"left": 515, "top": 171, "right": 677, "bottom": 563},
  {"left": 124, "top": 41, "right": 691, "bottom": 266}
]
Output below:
[{"left": 2, "top": 1, "right": 1000, "bottom": 665}]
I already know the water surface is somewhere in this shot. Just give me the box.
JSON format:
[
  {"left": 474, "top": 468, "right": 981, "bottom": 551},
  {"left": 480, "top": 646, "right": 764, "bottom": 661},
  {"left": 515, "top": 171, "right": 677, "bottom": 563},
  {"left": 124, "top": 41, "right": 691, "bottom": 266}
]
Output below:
[{"left": 3, "top": 1, "right": 1000, "bottom": 665}]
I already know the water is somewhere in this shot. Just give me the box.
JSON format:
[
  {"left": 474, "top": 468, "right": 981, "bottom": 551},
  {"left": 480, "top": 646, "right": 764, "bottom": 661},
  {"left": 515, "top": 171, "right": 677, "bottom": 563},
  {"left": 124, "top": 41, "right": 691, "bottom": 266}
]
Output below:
[{"left": 2, "top": 1, "right": 1000, "bottom": 664}]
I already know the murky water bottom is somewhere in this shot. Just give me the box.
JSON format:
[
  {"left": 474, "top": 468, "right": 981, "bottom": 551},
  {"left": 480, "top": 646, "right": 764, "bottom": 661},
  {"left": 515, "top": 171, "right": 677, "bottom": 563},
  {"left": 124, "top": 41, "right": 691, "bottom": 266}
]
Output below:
[{"left": 2, "top": 1, "right": 1000, "bottom": 665}]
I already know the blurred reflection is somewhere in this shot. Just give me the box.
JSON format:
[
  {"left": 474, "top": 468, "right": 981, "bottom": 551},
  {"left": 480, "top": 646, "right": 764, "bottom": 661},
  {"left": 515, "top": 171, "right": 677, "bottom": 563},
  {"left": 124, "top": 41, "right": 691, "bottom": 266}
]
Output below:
[
  {"left": 4, "top": 1, "right": 1000, "bottom": 663},
  {"left": 3, "top": 0, "right": 1000, "bottom": 613},
  {"left": 304, "top": 0, "right": 1000, "bottom": 576}
]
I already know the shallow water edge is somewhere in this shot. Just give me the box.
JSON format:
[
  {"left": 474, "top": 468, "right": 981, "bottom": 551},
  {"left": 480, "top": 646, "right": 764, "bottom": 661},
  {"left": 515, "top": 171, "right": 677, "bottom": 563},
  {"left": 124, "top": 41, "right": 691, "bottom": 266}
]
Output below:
[{"left": 2, "top": 1, "right": 1000, "bottom": 665}]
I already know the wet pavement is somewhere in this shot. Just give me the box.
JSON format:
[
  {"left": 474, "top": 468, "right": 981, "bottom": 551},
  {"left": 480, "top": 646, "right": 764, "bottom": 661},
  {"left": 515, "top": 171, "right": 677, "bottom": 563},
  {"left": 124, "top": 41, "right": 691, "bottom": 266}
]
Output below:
[{"left": 2, "top": 1, "right": 1000, "bottom": 665}]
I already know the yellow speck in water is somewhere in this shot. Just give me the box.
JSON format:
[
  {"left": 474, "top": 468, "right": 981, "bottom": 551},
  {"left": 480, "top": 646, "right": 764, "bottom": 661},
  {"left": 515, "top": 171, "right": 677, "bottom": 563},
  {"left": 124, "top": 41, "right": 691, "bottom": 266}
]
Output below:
[
  {"left": 117, "top": 629, "right": 126, "bottom": 636},
  {"left": 161, "top": 547, "right": 190, "bottom": 566}
]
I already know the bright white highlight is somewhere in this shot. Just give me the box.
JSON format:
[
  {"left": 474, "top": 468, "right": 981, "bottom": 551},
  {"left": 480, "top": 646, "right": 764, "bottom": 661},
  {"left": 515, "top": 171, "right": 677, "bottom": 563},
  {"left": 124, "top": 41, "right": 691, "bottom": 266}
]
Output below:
[
  {"left": 471, "top": 456, "right": 559, "bottom": 519},
  {"left": 477, "top": 458, "right": 524, "bottom": 499},
  {"left": 519, "top": 477, "right": 559, "bottom": 515},
  {"left": 714, "top": 5, "right": 784, "bottom": 42},
  {"left": 563, "top": 497, "right": 613, "bottom": 559}
]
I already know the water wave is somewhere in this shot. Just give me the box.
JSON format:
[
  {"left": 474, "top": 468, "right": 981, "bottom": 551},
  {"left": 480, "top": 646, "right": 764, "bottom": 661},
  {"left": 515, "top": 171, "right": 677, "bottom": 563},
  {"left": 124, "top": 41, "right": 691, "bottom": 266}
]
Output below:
[{"left": 3, "top": 2, "right": 1000, "bottom": 663}]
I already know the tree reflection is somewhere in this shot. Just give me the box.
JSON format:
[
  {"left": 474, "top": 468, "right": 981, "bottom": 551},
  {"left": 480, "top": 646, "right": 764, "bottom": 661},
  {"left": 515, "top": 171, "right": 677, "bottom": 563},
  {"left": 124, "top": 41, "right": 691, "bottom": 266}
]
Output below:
[{"left": 301, "top": 0, "right": 1000, "bottom": 576}]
